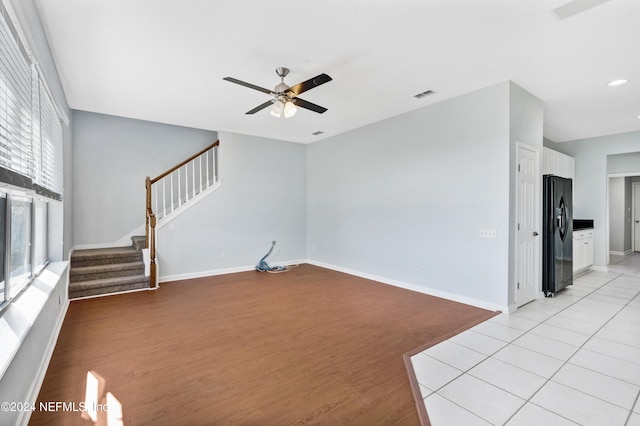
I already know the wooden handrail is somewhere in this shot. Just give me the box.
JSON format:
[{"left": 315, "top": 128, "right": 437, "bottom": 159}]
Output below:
[
  {"left": 145, "top": 139, "right": 219, "bottom": 288},
  {"left": 150, "top": 140, "right": 219, "bottom": 184}
]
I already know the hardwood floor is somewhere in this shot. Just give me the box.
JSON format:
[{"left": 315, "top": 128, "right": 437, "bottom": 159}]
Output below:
[{"left": 30, "top": 264, "right": 496, "bottom": 425}]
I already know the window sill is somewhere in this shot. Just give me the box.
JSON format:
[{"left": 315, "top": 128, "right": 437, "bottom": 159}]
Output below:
[{"left": 0, "top": 261, "right": 68, "bottom": 380}]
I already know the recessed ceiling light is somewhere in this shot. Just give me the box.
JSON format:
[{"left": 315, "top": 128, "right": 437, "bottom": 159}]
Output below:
[{"left": 608, "top": 79, "right": 629, "bottom": 87}]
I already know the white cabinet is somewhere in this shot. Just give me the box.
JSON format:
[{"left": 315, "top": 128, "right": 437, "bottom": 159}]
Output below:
[
  {"left": 573, "top": 229, "right": 593, "bottom": 273},
  {"left": 543, "top": 147, "right": 574, "bottom": 180}
]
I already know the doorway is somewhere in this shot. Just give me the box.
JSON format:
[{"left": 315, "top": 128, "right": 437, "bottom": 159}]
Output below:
[
  {"left": 606, "top": 173, "right": 640, "bottom": 267},
  {"left": 634, "top": 182, "right": 640, "bottom": 252},
  {"left": 515, "top": 143, "right": 540, "bottom": 307}
]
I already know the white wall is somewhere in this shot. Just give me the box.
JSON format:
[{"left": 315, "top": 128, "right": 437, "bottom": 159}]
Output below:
[
  {"left": 0, "top": 263, "right": 69, "bottom": 426},
  {"left": 507, "top": 83, "right": 544, "bottom": 304},
  {"left": 307, "top": 82, "right": 518, "bottom": 310},
  {"left": 551, "top": 131, "right": 640, "bottom": 268},
  {"left": 72, "top": 111, "right": 217, "bottom": 247},
  {"left": 156, "top": 131, "right": 308, "bottom": 280}
]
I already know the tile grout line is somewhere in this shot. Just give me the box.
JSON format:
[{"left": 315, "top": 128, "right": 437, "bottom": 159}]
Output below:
[
  {"left": 419, "top": 270, "right": 634, "bottom": 425},
  {"left": 502, "top": 272, "right": 640, "bottom": 424}
]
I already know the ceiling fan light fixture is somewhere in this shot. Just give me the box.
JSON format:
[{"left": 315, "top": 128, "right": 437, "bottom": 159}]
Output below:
[
  {"left": 270, "top": 100, "right": 284, "bottom": 117},
  {"left": 283, "top": 101, "right": 297, "bottom": 118}
]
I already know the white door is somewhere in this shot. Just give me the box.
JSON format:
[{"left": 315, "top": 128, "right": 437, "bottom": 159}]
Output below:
[
  {"left": 634, "top": 183, "right": 640, "bottom": 251},
  {"left": 516, "top": 143, "right": 540, "bottom": 306}
]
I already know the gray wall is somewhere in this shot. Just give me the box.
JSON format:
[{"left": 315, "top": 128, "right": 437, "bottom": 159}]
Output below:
[
  {"left": 551, "top": 131, "right": 640, "bottom": 267},
  {"left": 72, "top": 111, "right": 217, "bottom": 247},
  {"left": 157, "top": 131, "right": 307, "bottom": 280},
  {"left": 307, "top": 82, "right": 517, "bottom": 309},
  {"left": 608, "top": 151, "right": 640, "bottom": 174}
]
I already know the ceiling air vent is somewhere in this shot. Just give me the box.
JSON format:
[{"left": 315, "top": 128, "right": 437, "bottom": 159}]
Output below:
[
  {"left": 414, "top": 90, "right": 435, "bottom": 99},
  {"left": 312, "top": 131, "right": 324, "bottom": 135}
]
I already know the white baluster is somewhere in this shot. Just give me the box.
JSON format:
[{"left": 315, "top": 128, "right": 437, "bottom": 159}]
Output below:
[
  {"left": 178, "top": 167, "right": 182, "bottom": 207},
  {"left": 205, "top": 150, "right": 210, "bottom": 188},
  {"left": 192, "top": 158, "right": 196, "bottom": 197},
  {"left": 170, "top": 172, "right": 174, "bottom": 213},
  {"left": 198, "top": 152, "right": 202, "bottom": 192},
  {"left": 154, "top": 183, "right": 159, "bottom": 219},
  {"left": 214, "top": 145, "right": 218, "bottom": 183},
  {"left": 162, "top": 178, "right": 166, "bottom": 218}
]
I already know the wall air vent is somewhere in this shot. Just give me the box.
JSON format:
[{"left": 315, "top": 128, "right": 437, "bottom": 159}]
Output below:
[
  {"left": 312, "top": 131, "right": 324, "bottom": 135},
  {"left": 414, "top": 90, "right": 435, "bottom": 99}
]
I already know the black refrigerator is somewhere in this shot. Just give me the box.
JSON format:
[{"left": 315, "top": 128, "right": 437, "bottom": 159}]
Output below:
[{"left": 543, "top": 175, "right": 573, "bottom": 296}]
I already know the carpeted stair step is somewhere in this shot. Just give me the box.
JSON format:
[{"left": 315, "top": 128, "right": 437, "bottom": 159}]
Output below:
[
  {"left": 69, "top": 275, "right": 150, "bottom": 299},
  {"left": 69, "top": 236, "right": 149, "bottom": 299},
  {"left": 131, "top": 236, "right": 146, "bottom": 251},
  {"left": 70, "top": 261, "right": 145, "bottom": 283},
  {"left": 71, "top": 246, "right": 142, "bottom": 267}
]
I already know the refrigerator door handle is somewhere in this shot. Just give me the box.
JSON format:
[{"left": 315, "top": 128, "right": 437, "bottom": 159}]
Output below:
[{"left": 556, "top": 213, "right": 563, "bottom": 230}]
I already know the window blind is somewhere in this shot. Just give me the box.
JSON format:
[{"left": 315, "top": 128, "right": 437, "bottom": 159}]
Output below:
[
  {"left": 0, "top": 14, "right": 32, "bottom": 178},
  {"left": 39, "top": 79, "right": 63, "bottom": 194},
  {"left": 0, "top": 5, "right": 63, "bottom": 198}
]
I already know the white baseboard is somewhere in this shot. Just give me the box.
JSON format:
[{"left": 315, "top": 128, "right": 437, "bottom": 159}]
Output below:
[
  {"left": 589, "top": 265, "right": 609, "bottom": 272},
  {"left": 158, "top": 259, "right": 306, "bottom": 283},
  {"left": 610, "top": 250, "right": 633, "bottom": 256},
  {"left": 306, "top": 259, "right": 506, "bottom": 313}
]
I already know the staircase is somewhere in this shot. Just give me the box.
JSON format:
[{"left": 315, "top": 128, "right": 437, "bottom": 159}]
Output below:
[
  {"left": 69, "top": 236, "right": 149, "bottom": 299},
  {"left": 68, "top": 140, "right": 220, "bottom": 299}
]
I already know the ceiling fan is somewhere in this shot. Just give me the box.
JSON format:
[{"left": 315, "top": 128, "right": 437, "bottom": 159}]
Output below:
[{"left": 223, "top": 67, "right": 332, "bottom": 118}]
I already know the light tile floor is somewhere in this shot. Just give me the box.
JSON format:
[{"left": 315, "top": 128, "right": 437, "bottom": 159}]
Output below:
[{"left": 412, "top": 253, "right": 640, "bottom": 425}]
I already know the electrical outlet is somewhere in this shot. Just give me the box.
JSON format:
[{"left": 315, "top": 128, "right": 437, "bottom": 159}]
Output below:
[{"left": 479, "top": 229, "right": 497, "bottom": 239}]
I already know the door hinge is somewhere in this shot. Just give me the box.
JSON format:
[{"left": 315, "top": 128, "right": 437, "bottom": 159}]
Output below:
[
  {"left": 517, "top": 223, "right": 520, "bottom": 230},
  {"left": 518, "top": 164, "right": 521, "bottom": 172},
  {"left": 517, "top": 282, "right": 520, "bottom": 289}
]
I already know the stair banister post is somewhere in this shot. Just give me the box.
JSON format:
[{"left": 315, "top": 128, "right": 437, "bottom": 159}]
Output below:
[
  {"left": 145, "top": 176, "right": 152, "bottom": 249},
  {"left": 150, "top": 213, "right": 157, "bottom": 288}
]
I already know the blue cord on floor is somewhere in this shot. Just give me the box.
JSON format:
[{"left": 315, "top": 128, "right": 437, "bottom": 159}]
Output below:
[{"left": 256, "top": 241, "right": 288, "bottom": 272}]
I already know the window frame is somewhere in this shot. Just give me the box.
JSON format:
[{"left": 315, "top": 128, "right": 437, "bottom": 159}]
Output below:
[{"left": 0, "top": 189, "right": 49, "bottom": 311}]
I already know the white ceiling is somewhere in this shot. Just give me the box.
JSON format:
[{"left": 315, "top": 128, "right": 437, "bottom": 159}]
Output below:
[{"left": 33, "top": 0, "right": 640, "bottom": 144}]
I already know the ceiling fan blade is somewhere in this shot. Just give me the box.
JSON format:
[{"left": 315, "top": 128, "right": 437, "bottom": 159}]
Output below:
[
  {"left": 553, "top": 0, "right": 614, "bottom": 19},
  {"left": 223, "top": 77, "right": 274, "bottom": 95},
  {"left": 287, "top": 74, "right": 332, "bottom": 97},
  {"left": 245, "top": 100, "right": 273, "bottom": 114},
  {"left": 293, "top": 98, "right": 328, "bottom": 114}
]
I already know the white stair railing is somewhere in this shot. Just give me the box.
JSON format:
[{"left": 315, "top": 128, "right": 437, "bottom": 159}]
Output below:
[{"left": 145, "top": 140, "right": 219, "bottom": 286}]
